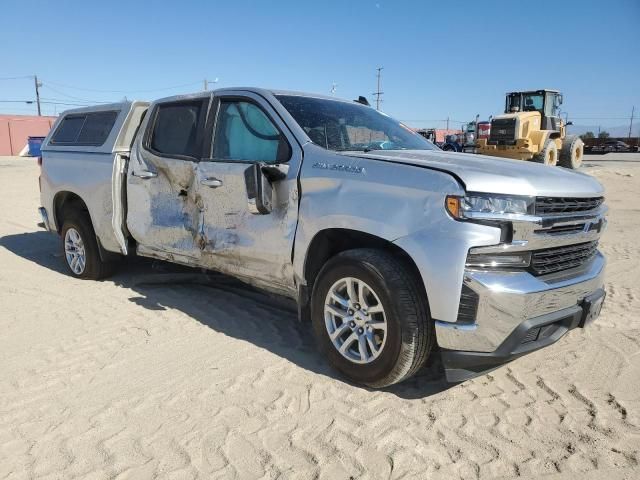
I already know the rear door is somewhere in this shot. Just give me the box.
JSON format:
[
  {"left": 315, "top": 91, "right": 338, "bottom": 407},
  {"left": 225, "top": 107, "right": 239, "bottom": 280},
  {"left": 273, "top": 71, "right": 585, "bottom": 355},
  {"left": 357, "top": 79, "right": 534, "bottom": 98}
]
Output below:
[
  {"left": 126, "top": 95, "right": 210, "bottom": 262},
  {"left": 195, "top": 92, "right": 301, "bottom": 293}
]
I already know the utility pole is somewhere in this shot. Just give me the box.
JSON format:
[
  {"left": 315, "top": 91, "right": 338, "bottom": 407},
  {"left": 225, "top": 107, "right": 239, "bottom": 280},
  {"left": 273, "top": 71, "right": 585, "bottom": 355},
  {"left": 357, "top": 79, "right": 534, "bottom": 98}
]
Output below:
[
  {"left": 446, "top": 117, "right": 449, "bottom": 130},
  {"left": 372, "top": 67, "right": 384, "bottom": 110},
  {"left": 203, "top": 78, "right": 218, "bottom": 91},
  {"left": 34, "top": 75, "right": 42, "bottom": 116},
  {"left": 629, "top": 106, "right": 635, "bottom": 139}
]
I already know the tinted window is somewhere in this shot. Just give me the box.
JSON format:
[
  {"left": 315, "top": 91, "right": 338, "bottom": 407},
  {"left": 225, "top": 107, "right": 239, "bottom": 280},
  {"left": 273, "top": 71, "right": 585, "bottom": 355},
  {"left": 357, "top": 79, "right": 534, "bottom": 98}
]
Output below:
[
  {"left": 77, "top": 111, "right": 118, "bottom": 144},
  {"left": 150, "top": 102, "right": 203, "bottom": 158},
  {"left": 51, "top": 111, "right": 119, "bottom": 146},
  {"left": 276, "top": 95, "right": 435, "bottom": 152},
  {"left": 213, "top": 101, "right": 289, "bottom": 163},
  {"left": 51, "top": 116, "right": 86, "bottom": 144}
]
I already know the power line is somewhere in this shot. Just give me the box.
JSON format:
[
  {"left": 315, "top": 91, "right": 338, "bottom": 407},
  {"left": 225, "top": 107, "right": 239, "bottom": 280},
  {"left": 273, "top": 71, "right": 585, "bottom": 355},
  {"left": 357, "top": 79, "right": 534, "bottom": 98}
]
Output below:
[
  {"left": 40, "top": 101, "right": 92, "bottom": 107},
  {"left": 43, "top": 78, "right": 202, "bottom": 94},
  {"left": 40, "top": 84, "right": 112, "bottom": 104},
  {"left": 0, "top": 75, "right": 33, "bottom": 80},
  {"left": 0, "top": 98, "right": 95, "bottom": 107}
]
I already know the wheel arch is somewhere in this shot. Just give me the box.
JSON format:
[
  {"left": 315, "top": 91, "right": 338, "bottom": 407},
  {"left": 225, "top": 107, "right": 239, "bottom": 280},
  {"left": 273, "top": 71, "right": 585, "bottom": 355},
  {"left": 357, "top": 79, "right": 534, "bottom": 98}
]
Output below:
[
  {"left": 548, "top": 130, "right": 562, "bottom": 140},
  {"left": 53, "top": 190, "right": 117, "bottom": 262},
  {"left": 53, "top": 191, "right": 90, "bottom": 233},
  {"left": 299, "top": 228, "right": 429, "bottom": 321}
]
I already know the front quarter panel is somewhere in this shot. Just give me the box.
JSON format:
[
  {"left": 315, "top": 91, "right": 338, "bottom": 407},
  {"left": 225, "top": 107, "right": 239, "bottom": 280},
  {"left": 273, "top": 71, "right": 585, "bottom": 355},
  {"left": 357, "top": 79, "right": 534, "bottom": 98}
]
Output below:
[{"left": 294, "top": 145, "right": 502, "bottom": 323}]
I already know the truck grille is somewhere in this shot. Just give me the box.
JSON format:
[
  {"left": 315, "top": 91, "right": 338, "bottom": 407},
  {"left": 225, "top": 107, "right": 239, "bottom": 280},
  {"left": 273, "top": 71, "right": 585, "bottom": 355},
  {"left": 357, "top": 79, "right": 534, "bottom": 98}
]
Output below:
[
  {"left": 488, "top": 118, "right": 516, "bottom": 145},
  {"left": 535, "top": 197, "right": 604, "bottom": 215},
  {"left": 530, "top": 241, "right": 599, "bottom": 276}
]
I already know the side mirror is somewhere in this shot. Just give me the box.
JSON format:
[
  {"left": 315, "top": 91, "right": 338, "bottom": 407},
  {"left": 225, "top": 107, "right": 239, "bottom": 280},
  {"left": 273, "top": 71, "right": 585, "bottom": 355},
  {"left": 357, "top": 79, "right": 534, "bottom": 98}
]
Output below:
[
  {"left": 566, "top": 121, "right": 573, "bottom": 126},
  {"left": 244, "top": 163, "right": 273, "bottom": 214}
]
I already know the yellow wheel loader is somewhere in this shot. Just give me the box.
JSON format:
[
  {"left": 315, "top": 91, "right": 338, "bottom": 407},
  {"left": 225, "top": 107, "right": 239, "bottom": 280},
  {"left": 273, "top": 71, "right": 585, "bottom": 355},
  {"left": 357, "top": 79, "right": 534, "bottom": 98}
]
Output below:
[{"left": 476, "top": 89, "right": 584, "bottom": 169}]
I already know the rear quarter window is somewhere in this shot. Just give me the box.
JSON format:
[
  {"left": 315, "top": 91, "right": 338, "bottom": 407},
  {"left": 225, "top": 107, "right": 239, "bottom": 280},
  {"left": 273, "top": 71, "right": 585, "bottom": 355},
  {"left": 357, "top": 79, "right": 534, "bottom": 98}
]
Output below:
[{"left": 50, "top": 111, "right": 119, "bottom": 146}]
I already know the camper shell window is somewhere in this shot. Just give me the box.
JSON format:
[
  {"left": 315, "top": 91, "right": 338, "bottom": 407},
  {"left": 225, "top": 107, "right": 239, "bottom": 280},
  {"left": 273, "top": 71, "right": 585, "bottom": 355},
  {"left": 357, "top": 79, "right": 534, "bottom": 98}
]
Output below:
[{"left": 50, "top": 111, "right": 119, "bottom": 146}]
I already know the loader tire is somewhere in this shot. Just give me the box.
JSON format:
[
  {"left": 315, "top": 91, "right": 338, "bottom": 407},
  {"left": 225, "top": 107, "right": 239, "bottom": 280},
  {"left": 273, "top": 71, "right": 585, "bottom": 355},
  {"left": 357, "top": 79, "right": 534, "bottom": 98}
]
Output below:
[
  {"left": 532, "top": 138, "right": 558, "bottom": 166},
  {"left": 559, "top": 135, "right": 584, "bottom": 169}
]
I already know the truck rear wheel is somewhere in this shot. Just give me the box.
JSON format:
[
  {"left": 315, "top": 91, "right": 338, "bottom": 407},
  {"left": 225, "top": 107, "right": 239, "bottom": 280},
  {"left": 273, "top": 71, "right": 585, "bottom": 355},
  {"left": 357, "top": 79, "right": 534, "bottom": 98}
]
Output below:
[
  {"left": 61, "top": 211, "right": 115, "bottom": 280},
  {"left": 532, "top": 138, "right": 558, "bottom": 166},
  {"left": 311, "top": 248, "right": 434, "bottom": 388},
  {"left": 559, "top": 135, "right": 584, "bottom": 169}
]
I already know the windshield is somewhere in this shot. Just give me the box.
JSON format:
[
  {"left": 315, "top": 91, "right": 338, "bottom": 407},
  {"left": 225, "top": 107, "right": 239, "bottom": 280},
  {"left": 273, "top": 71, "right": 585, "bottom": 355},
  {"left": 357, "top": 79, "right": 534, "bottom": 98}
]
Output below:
[
  {"left": 507, "top": 93, "right": 544, "bottom": 113},
  {"left": 276, "top": 95, "right": 437, "bottom": 152}
]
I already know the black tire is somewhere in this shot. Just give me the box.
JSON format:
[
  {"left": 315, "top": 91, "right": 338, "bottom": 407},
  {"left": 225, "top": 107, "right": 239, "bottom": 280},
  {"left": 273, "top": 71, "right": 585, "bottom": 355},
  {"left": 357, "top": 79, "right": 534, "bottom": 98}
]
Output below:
[
  {"left": 559, "top": 135, "right": 584, "bottom": 169},
  {"left": 61, "top": 210, "right": 115, "bottom": 280},
  {"left": 532, "top": 138, "right": 559, "bottom": 166},
  {"left": 311, "top": 248, "right": 434, "bottom": 388}
]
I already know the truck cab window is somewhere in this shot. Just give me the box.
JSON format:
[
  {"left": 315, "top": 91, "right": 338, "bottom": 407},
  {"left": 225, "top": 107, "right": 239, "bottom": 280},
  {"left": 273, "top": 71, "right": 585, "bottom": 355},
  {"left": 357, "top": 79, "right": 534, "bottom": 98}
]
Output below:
[
  {"left": 213, "top": 101, "right": 289, "bottom": 163},
  {"left": 150, "top": 102, "right": 203, "bottom": 158}
]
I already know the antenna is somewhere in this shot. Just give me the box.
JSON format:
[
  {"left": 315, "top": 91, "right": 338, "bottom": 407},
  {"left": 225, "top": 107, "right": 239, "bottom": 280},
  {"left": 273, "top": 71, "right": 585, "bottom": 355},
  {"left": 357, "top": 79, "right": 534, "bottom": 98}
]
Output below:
[
  {"left": 372, "top": 67, "right": 384, "bottom": 110},
  {"left": 331, "top": 83, "right": 338, "bottom": 95}
]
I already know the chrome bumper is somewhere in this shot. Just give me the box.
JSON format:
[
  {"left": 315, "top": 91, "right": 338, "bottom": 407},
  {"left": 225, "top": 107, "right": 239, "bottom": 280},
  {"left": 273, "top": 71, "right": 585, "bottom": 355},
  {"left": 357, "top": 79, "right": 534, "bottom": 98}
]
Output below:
[{"left": 435, "top": 251, "right": 605, "bottom": 352}]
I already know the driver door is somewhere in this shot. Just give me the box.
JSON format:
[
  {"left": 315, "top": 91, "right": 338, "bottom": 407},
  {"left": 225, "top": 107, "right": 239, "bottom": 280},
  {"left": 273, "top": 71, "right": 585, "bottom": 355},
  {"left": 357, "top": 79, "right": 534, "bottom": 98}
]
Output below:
[{"left": 195, "top": 92, "right": 301, "bottom": 294}]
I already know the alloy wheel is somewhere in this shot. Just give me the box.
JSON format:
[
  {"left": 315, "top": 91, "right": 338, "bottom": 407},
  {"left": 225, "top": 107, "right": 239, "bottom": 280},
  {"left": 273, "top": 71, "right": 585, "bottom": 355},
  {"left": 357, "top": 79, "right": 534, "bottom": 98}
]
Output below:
[{"left": 324, "top": 277, "right": 388, "bottom": 364}]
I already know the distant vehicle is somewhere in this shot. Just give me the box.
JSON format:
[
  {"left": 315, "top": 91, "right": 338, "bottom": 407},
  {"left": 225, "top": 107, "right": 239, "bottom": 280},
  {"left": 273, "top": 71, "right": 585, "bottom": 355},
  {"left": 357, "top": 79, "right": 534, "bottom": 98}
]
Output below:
[
  {"left": 415, "top": 128, "right": 439, "bottom": 145},
  {"left": 442, "top": 122, "right": 478, "bottom": 153},
  {"left": 591, "top": 140, "right": 638, "bottom": 154},
  {"left": 476, "top": 89, "right": 584, "bottom": 169},
  {"left": 476, "top": 121, "right": 491, "bottom": 142},
  {"left": 39, "top": 88, "right": 607, "bottom": 387}
]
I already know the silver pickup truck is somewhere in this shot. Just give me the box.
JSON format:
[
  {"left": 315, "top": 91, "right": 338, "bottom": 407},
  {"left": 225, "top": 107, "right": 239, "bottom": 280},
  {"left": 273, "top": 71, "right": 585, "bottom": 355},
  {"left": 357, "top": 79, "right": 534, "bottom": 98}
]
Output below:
[{"left": 38, "top": 88, "right": 607, "bottom": 387}]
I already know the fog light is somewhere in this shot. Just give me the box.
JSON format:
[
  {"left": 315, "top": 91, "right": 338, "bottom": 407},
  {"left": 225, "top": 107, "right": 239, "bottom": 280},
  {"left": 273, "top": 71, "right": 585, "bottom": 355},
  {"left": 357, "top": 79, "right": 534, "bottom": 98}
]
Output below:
[{"left": 465, "top": 251, "right": 531, "bottom": 268}]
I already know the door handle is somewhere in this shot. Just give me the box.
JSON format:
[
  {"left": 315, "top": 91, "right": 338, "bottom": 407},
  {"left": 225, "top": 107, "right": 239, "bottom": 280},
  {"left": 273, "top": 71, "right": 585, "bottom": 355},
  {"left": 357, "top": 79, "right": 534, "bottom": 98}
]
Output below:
[
  {"left": 132, "top": 170, "right": 157, "bottom": 179},
  {"left": 201, "top": 177, "right": 223, "bottom": 188}
]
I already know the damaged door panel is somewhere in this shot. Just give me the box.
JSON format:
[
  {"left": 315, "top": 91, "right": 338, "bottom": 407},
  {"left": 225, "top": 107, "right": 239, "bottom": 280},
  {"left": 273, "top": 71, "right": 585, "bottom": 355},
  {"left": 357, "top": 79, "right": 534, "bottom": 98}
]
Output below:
[
  {"left": 125, "top": 96, "right": 210, "bottom": 263},
  {"left": 194, "top": 93, "right": 302, "bottom": 295}
]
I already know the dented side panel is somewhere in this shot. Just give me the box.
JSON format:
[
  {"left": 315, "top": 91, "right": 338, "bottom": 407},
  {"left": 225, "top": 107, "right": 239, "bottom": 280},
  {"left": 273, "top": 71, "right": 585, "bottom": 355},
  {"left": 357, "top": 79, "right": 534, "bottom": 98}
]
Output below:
[
  {"left": 126, "top": 90, "right": 303, "bottom": 297},
  {"left": 126, "top": 143, "right": 203, "bottom": 260},
  {"left": 195, "top": 161, "right": 299, "bottom": 294},
  {"left": 292, "top": 143, "right": 502, "bottom": 322}
]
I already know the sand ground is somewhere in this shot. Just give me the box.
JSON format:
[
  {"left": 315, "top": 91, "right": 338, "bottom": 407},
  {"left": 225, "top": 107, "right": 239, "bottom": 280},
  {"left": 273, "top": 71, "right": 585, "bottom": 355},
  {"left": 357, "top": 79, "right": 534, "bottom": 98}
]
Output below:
[{"left": 0, "top": 154, "right": 638, "bottom": 479}]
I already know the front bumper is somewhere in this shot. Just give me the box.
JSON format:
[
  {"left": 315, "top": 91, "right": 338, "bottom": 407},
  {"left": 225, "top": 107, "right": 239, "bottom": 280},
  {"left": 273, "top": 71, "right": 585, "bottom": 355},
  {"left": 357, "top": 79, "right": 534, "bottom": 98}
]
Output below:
[
  {"left": 436, "top": 252, "right": 605, "bottom": 381},
  {"left": 476, "top": 145, "right": 534, "bottom": 161}
]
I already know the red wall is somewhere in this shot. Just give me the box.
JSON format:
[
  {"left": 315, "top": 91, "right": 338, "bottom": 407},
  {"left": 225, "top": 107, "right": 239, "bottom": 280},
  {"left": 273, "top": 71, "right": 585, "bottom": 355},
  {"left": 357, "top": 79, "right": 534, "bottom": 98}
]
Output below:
[{"left": 0, "top": 115, "right": 57, "bottom": 155}]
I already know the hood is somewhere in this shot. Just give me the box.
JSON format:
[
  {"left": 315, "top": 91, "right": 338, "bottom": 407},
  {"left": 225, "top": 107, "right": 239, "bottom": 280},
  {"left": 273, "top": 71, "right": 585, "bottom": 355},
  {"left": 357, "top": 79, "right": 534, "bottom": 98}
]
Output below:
[{"left": 342, "top": 150, "right": 604, "bottom": 197}]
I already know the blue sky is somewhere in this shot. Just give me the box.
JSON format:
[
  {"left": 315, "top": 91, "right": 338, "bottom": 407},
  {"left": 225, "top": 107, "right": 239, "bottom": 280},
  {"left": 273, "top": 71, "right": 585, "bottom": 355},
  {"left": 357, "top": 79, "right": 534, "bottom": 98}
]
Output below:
[{"left": 2, "top": 0, "right": 639, "bottom": 132}]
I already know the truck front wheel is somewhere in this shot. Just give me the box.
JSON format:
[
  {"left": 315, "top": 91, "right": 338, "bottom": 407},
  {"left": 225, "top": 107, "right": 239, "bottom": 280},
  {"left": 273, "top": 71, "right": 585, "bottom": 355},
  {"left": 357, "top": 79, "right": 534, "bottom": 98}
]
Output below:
[
  {"left": 311, "top": 249, "right": 434, "bottom": 388},
  {"left": 61, "top": 212, "right": 115, "bottom": 280}
]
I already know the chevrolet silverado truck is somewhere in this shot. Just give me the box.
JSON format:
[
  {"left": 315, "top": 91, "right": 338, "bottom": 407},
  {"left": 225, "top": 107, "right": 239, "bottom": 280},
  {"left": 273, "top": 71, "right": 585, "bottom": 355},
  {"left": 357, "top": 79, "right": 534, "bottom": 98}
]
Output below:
[{"left": 38, "top": 88, "right": 607, "bottom": 387}]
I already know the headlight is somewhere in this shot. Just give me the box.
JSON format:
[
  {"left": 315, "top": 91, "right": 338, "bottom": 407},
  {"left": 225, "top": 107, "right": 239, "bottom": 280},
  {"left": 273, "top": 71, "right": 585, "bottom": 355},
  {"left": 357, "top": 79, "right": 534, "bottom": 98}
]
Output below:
[{"left": 446, "top": 193, "right": 534, "bottom": 219}]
